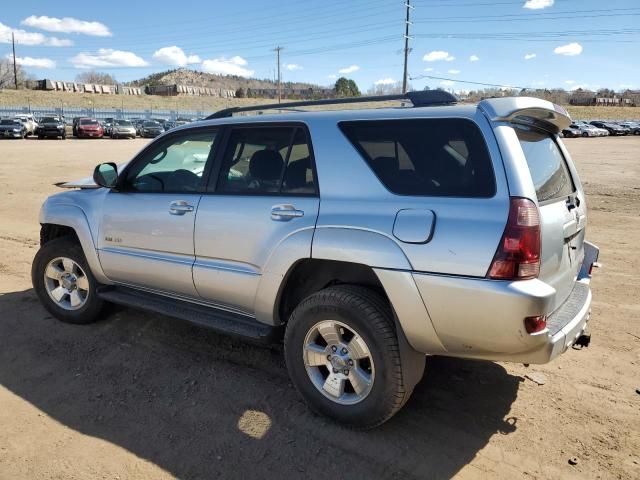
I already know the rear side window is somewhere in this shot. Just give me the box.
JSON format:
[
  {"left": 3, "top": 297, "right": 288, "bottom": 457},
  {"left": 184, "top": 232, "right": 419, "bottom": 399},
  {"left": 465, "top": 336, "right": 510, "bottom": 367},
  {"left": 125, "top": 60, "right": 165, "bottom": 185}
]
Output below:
[
  {"left": 340, "top": 118, "right": 495, "bottom": 197},
  {"left": 515, "top": 126, "right": 575, "bottom": 203}
]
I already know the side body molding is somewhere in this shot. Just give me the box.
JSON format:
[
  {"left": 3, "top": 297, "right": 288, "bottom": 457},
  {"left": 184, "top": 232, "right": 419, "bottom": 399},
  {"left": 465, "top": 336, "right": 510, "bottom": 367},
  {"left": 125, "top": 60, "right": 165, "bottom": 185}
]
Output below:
[{"left": 39, "top": 202, "right": 111, "bottom": 284}]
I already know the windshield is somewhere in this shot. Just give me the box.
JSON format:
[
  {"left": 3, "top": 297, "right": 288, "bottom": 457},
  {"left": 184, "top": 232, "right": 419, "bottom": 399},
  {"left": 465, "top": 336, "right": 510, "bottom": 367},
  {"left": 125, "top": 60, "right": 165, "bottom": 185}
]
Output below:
[
  {"left": 143, "top": 122, "right": 160, "bottom": 127},
  {"left": 41, "top": 117, "right": 59, "bottom": 123},
  {"left": 1, "top": 119, "right": 19, "bottom": 125},
  {"left": 115, "top": 120, "right": 133, "bottom": 126},
  {"left": 80, "top": 119, "right": 99, "bottom": 126}
]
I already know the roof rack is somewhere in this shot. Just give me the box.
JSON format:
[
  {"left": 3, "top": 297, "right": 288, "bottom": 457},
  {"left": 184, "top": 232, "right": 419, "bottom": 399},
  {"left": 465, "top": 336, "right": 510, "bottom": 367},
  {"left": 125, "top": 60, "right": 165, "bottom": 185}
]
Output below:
[{"left": 206, "top": 90, "right": 458, "bottom": 119}]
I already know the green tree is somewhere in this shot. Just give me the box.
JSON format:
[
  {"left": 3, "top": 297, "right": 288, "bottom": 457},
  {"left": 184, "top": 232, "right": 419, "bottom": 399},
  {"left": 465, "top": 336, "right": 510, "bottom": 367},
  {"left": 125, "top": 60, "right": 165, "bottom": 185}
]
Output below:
[{"left": 334, "top": 77, "right": 360, "bottom": 97}]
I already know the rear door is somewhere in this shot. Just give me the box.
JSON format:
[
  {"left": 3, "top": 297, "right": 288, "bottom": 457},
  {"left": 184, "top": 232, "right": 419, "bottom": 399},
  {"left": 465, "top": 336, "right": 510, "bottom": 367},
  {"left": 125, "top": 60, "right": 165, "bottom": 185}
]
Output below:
[
  {"left": 193, "top": 124, "right": 320, "bottom": 315},
  {"left": 515, "top": 126, "right": 585, "bottom": 311}
]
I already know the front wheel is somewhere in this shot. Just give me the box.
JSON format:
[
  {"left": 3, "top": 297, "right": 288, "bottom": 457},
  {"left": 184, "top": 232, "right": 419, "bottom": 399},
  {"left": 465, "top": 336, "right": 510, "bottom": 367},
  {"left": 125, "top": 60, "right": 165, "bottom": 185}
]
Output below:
[
  {"left": 284, "top": 285, "right": 422, "bottom": 429},
  {"left": 32, "top": 237, "right": 106, "bottom": 324}
]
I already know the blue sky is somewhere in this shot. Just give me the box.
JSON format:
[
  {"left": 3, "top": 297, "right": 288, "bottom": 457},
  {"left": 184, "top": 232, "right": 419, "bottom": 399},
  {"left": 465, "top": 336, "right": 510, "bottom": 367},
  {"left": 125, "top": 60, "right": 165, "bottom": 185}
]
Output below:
[{"left": 1, "top": 0, "right": 638, "bottom": 92}]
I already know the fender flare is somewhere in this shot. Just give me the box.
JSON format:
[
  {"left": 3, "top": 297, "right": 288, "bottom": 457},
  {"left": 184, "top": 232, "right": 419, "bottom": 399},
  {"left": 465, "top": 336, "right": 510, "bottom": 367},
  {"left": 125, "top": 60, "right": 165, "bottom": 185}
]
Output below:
[{"left": 39, "top": 203, "right": 111, "bottom": 284}]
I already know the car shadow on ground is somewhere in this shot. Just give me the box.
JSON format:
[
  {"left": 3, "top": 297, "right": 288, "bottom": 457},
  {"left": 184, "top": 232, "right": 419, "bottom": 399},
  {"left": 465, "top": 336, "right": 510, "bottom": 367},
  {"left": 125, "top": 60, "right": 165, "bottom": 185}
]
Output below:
[{"left": 0, "top": 288, "right": 523, "bottom": 480}]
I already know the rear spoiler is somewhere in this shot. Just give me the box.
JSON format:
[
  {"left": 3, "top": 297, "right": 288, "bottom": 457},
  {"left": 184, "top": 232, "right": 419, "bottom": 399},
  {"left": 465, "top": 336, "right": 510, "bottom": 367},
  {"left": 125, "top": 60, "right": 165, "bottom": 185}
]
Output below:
[{"left": 478, "top": 97, "right": 572, "bottom": 134}]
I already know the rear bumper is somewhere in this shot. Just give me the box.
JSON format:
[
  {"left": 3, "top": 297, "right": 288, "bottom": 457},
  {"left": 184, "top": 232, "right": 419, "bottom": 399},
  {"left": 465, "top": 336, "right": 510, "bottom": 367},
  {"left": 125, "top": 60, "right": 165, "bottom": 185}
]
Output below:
[{"left": 405, "top": 241, "right": 599, "bottom": 364}]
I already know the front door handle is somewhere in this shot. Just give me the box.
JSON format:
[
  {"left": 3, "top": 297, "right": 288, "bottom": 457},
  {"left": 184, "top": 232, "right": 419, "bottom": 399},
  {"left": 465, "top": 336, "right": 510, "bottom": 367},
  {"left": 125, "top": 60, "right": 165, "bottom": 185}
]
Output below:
[
  {"left": 271, "top": 204, "right": 304, "bottom": 221},
  {"left": 169, "top": 200, "right": 195, "bottom": 215}
]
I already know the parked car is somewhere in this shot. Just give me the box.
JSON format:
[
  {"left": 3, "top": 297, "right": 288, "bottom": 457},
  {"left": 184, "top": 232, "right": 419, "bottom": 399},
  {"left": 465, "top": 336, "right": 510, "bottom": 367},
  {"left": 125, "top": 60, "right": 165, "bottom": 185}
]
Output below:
[
  {"left": 0, "top": 118, "right": 27, "bottom": 138},
  {"left": 76, "top": 118, "right": 104, "bottom": 138},
  {"left": 110, "top": 119, "right": 136, "bottom": 139},
  {"left": 619, "top": 122, "right": 640, "bottom": 135},
  {"left": 14, "top": 113, "right": 38, "bottom": 136},
  {"left": 36, "top": 116, "right": 67, "bottom": 139},
  {"left": 102, "top": 118, "right": 115, "bottom": 136},
  {"left": 570, "top": 123, "right": 606, "bottom": 137},
  {"left": 561, "top": 125, "right": 581, "bottom": 138},
  {"left": 139, "top": 120, "right": 164, "bottom": 138},
  {"left": 589, "top": 120, "right": 627, "bottom": 136},
  {"left": 134, "top": 119, "right": 146, "bottom": 136},
  {"left": 32, "top": 93, "right": 599, "bottom": 429}
]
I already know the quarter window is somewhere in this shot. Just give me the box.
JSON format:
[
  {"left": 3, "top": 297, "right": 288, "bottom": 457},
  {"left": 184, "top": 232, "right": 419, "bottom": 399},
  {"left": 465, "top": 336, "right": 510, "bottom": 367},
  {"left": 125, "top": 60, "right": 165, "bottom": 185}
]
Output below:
[{"left": 340, "top": 118, "right": 495, "bottom": 197}]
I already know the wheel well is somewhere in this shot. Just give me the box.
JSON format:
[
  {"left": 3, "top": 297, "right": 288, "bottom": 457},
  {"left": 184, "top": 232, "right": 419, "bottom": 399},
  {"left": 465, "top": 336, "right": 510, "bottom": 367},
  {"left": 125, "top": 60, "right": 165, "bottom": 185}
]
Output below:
[
  {"left": 40, "top": 224, "right": 79, "bottom": 247},
  {"left": 276, "top": 259, "right": 387, "bottom": 324}
]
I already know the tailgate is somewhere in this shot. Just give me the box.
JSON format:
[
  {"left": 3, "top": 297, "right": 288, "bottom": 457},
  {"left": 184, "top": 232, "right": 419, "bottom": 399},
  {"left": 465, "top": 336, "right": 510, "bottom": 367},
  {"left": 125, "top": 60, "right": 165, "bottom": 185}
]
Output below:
[{"left": 515, "top": 126, "right": 586, "bottom": 312}]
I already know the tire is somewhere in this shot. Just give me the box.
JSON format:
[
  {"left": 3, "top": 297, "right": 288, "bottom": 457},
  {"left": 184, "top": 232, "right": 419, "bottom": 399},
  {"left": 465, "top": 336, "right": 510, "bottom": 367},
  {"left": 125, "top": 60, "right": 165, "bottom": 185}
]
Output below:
[
  {"left": 284, "top": 285, "right": 420, "bottom": 429},
  {"left": 32, "top": 237, "right": 106, "bottom": 325}
]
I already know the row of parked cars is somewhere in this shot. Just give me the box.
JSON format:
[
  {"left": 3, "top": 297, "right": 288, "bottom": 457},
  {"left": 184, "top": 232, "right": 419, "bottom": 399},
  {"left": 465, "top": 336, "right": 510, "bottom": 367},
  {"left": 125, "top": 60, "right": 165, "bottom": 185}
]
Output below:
[
  {"left": 0, "top": 114, "right": 197, "bottom": 140},
  {"left": 561, "top": 120, "right": 640, "bottom": 138}
]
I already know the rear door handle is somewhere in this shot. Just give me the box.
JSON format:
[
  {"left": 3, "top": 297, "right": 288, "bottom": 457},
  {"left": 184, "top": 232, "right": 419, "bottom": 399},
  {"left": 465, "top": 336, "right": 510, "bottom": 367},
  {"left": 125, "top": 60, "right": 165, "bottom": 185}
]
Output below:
[
  {"left": 271, "top": 204, "right": 304, "bottom": 221},
  {"left": 169, "top": 200, "right": 195, "bottom": 215}
]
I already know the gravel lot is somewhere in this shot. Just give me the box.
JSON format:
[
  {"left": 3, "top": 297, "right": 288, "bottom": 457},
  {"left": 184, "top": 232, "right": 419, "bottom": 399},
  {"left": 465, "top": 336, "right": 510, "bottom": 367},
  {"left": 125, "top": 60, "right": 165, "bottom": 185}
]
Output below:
[{"left": 0, "top": 136, "right": 638, "bottom": 480}]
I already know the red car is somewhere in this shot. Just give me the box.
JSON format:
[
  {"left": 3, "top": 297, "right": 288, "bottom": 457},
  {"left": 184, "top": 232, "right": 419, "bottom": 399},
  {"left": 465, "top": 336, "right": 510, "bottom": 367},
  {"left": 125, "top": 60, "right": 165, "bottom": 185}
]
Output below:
[{"left": 77, "top": 118, "right": 104, "bottom": 138}]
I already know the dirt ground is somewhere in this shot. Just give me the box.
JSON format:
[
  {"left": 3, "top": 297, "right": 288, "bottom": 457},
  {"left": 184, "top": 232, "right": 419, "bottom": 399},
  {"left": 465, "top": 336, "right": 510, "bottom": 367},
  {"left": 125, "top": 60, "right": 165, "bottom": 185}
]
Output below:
[{"left": 0, "top": 135, "right": 638, "bottom": 480}]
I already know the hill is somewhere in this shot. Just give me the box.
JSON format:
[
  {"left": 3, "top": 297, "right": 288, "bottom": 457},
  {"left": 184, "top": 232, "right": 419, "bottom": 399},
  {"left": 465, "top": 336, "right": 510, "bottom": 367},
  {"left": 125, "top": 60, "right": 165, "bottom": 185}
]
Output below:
[{"left": 126, "top": 67, "right": 326, "bottom": 92}]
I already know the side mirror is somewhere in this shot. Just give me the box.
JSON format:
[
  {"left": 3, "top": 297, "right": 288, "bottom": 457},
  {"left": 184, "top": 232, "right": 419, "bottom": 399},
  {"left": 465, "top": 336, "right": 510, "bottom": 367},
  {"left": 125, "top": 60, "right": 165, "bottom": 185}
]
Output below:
[{"left": 93, "top": 162, "right": 118, "bottom": 189}]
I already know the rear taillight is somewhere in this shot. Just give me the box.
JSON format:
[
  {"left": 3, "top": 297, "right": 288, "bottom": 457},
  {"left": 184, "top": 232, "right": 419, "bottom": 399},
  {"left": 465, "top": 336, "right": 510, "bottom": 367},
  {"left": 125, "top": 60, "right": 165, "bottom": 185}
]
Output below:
[
  {"left": 487, "top": 197, "right": 541, "bottom": 280},
  {"left": 524, "top": 315, "right": 547, "bottom": 334}
]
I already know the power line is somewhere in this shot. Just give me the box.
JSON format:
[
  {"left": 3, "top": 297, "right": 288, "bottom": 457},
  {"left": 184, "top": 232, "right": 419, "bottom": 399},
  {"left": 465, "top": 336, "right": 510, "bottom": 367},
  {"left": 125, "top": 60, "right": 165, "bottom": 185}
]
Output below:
[{"left": 410, "top": 74, "right": 532, "bottom": 90}]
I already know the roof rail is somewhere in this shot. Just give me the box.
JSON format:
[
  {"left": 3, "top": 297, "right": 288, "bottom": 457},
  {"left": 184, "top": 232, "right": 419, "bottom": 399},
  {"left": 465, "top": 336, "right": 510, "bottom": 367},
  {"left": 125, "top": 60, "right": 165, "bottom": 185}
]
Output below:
[{"left": 206, "top": 90, "right": 458, "bottom": 119}]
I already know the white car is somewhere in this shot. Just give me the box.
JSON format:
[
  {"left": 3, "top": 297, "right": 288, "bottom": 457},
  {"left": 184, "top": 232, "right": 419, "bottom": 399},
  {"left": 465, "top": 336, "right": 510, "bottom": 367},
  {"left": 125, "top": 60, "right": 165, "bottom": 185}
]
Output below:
[{"left": 14, "top": 114, "right": 38, "bottom": 136}]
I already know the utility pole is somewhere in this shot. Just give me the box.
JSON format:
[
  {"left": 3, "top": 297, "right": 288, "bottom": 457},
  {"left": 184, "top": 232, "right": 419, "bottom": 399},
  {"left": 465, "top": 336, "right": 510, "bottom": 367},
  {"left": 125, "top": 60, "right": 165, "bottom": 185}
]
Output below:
[
  {"left": 12, "top": 32, "right": 18, "bottom": 90},
  {"left": 402, "top": 0, "right": 413, "bottom": 94},
  {"left": 274, "top": 46, "right": 283, "bottom": 103}
]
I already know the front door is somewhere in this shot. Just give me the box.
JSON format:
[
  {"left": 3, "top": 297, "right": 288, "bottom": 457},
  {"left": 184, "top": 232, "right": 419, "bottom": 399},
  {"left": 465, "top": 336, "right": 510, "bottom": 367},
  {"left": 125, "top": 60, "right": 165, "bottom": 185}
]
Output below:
[
  {"left": 194, "top": 125, "right": 320, "bottom": 315},
  {"left": 97, "top": 127, "right": 220, "bottom": 297}
]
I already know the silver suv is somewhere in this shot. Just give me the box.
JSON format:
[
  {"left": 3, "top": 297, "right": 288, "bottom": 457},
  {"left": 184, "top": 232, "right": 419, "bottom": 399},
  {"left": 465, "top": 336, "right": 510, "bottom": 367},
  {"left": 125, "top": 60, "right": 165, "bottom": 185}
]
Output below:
[{"left": 32, "top": 92, "right": 599, "bottom": 428}]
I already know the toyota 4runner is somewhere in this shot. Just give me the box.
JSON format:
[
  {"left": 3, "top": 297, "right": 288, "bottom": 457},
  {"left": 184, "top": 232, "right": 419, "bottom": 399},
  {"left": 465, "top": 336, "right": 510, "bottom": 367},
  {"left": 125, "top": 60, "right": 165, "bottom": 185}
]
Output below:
[{"left": 32, "top": 92, "right": 599, "bottom": 428}]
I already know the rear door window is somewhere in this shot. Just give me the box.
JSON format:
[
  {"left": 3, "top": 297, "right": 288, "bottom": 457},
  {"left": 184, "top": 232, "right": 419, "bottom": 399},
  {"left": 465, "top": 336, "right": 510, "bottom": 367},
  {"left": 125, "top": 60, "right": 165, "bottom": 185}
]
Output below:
[
  {"left": 514, "top": 126, "right": 575, "bottom": 203},
  {"left": 339, "top": 118, "right": 495, "bottom": 197}
]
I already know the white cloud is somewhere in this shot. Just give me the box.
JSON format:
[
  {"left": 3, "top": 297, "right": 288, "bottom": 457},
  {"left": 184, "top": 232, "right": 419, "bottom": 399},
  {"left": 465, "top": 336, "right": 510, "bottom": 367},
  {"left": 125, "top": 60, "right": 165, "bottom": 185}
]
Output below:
[
  {"left": 531, "top": 80, "right": 546, "bottom": 86},
  {"left": 423, "top": 50, "right": 455, "bottom": 62},
  {"left": 152, "top": 46, "right": 200, "bottom": 66},
  {"left": 448, "top": 69, "right": 461, "bottom": 74},
  {"left": 21, "top": 16, "right": 111, "bottom": 37},
  {"left": 440, "top": 80, "right": 455, "bottom": 86},
  {"left": 201, "top": 56, "right": 254, "bottom": 77},
  {"left": 338, "top": 64, "right": 360, "bottom": 74},
  {"left": 285, "top": 63, "right": 303, "bottom": 71},
  {"left": 6, "top": 54, "right": 55, "bottom": 69},
  {"left": 424, "top": 67, "right": 434, "bottom": 72},
  {"left": 565, "top": 80, "right": 575, "bottom": 85},
  {"left": 469, "top": 55, "right": 479, "bottom": 62},
  {"left": 619, "top": 84, "right": 633, "bottom": 89},
  {"left": 523, "top": 0, "right": 554, "bottom": 9},
  {"left": 553, "top": 42, "right": 583, "bottom": 56},
  {"left": 327, "top": 74, "right": 337, "bottom": 79},
  {"left": 568, "top": 84, "right": 589, "bottom": 91},
  {"left": 374, "top": 78, "right": 395, "bottom": 85},
  {"left": 71, "top": 49, "right": 148, "bottom": 68},
  {"left": 524, "top": 53, "right": 537, "bottom": 60},
  {"left": 0, "top": 22, "right": 72, "bottom": 46}
]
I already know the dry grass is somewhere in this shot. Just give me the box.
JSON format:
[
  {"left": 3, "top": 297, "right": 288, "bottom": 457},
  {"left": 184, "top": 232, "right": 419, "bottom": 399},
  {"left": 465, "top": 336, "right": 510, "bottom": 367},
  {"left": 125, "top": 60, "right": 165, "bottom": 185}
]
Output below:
[{"left": 1, "top": 89, "right": 638, "bottom": 119}]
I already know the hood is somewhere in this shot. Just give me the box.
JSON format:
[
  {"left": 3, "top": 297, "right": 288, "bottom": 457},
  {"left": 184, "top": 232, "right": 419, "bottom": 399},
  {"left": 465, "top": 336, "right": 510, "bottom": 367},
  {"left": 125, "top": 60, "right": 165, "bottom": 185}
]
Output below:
[{"left": 55, "top": 161, "right": 130, "bottom": 189}]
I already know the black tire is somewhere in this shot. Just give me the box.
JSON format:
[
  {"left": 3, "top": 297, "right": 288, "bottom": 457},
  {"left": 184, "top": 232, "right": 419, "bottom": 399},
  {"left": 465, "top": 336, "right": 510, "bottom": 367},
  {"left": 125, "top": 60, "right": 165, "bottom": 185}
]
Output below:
[
  {"left": 582, "top": 132, "right": 589, "bottom": 138},
  {"left": 32, "top": 237, "right": 106, "bottom": 325},
  {"left": 284, "top": 285, "right": 419, "bottom": 429},
  {"left": 38, "top": 135, "right": 43, "bottom": 140}
]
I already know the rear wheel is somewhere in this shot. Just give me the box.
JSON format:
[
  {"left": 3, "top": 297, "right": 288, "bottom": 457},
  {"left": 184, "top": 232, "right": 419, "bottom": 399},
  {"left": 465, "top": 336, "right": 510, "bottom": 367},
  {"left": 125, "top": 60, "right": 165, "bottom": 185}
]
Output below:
[
  {"left": 284, "top": 285, "right": 421, "bottom": 429},
  {"left": 582, "top": 132, "right": 589, "bottom": 138},
  {"left": 32, "top": 237, "right": 106, "bottom": 324}
]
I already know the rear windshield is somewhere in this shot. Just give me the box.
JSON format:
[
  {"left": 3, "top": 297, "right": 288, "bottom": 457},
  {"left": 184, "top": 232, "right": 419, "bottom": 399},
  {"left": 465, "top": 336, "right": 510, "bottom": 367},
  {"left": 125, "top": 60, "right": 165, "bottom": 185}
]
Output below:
[
  {"left": 515, "top": 126, "right": 575, "bottom": 202},
  {"left": 80, "top": 119, "right": 98, "bottom": 125},
  {"left": 340, "top": 118, "right": 495, "bottom": 197}
]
